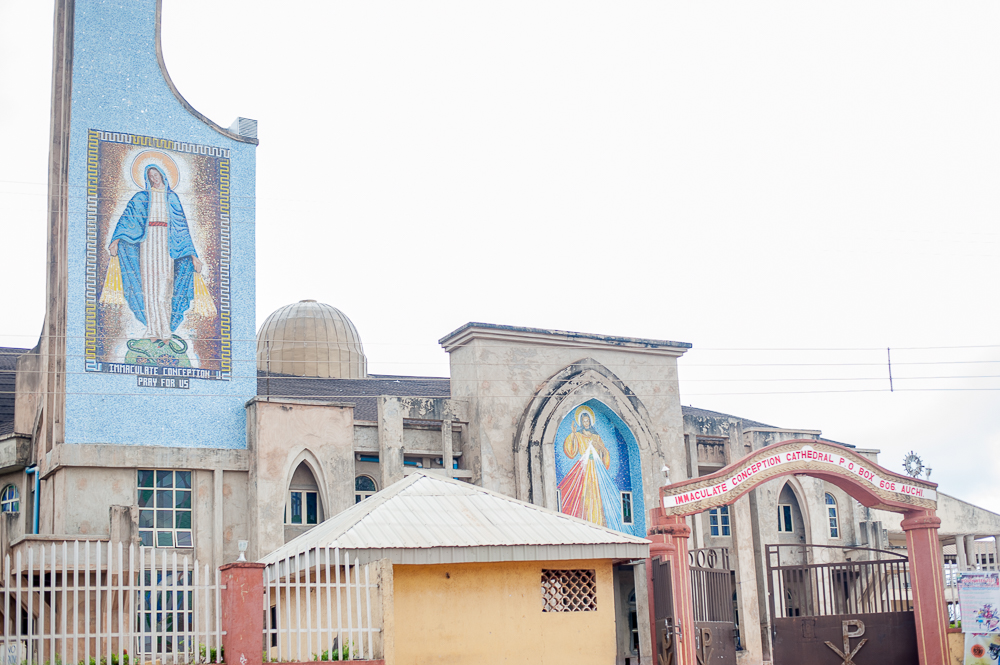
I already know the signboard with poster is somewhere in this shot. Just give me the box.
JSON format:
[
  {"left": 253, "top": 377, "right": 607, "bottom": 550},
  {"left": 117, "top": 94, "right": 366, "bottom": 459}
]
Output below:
[
  {"left": 964, "top": 633, "right": 1000, "bottom": 665},
  {"left": 958, "top": 572, "right": 1000, "bottom": 633}
]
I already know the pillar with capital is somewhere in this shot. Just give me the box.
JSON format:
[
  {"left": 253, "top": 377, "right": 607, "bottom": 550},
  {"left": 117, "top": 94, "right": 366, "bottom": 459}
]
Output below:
[
  {"left": 646, "top": 507, "right": 696, "bottom": 665},
  {"left": 901, "top": 509, "right": 950, "bottom": 665}
]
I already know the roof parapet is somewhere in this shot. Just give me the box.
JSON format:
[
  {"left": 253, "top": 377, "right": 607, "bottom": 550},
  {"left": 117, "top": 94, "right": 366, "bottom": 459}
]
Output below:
[{"left": 439, "top": 322, "right": 691, "bottom": 357}]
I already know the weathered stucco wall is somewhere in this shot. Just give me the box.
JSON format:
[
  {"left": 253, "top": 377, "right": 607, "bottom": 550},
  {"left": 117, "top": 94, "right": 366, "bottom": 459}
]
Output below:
[
  {"left": 446, "top": 333, "right": 687, "bottom": 523},
  {"left": 876, "top": 492, "right": 1000, "bottom": 538},
  {"left": 393, "top": 559, "right": 616, "bottom": 665},
  {"left": 247, "top": 399, "right": 354, "bottom": 560}
]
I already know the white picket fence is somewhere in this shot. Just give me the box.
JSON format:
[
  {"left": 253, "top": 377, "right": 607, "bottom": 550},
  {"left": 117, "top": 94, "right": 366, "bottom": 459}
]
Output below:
[
  {"left": 1, "top": 542, "right": 223, "bottom": 665},
  {"left": 263, "top": 547, "right": 378, "bottom": 662}
]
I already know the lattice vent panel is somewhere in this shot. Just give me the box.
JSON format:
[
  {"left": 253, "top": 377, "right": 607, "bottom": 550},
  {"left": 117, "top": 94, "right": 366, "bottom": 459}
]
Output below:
[{"left": 541, "top": 569, "right": 597, "bottom": 612}]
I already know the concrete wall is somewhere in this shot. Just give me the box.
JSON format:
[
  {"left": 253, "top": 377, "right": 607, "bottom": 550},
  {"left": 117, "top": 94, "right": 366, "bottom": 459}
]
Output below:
[
  {"left": 247, "top": 399, "right": 355, "bottom": 560},
  {"left": 39, "top": 465, "right": 242, "bottom": 566},
  {"left": 445, "top": 332, "right": 687, "bottom": 526},
  {"left": 13, "top": 349, "right": 42, "bottom": 441},
  {"left": 876, "top": 491, "right": 1000, "bottom": 539},
  {"left": 393, "top": 559, "right": 616, "bottom": 665},
  {"left": 26, "top": 444, "right": 250, "bottom": 569}
]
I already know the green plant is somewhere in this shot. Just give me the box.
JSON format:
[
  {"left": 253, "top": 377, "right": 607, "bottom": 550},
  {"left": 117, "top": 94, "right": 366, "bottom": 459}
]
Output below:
[
  {"left": 198, "top": 644, "right": 224, "bottom": 663},
  {"left": 311, "top": 642, "right": 353, "bottom": 662},
  {"left": 70, "top": 652, "right": 129, "bottom": 665}
]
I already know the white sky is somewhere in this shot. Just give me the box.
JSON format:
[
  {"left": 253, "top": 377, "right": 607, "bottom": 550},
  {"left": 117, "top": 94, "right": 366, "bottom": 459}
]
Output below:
[{"left": 2, "top": 1, "right": 999, "bottom": 514}]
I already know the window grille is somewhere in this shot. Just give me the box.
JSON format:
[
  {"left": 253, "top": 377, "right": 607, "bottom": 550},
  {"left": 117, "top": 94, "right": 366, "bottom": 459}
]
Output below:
[
  {"left": 138, "top": 470, "right": 193, "bottom": 547},
  {"left": 0, "top": 484, "right": 19, "bottom": 513},
  {"left": 541, "top": 569, "right": 597, "bottom": 612},
  {"left": 621, "top": 491, "right": 633, "bottom": 524}
]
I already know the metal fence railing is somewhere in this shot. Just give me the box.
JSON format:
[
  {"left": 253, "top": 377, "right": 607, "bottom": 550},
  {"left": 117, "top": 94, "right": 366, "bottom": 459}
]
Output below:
[
  {"left": 1, "top": 542, "right": 223, "bottom": 665},
  {"left": 766, "top": 544, "right": 911, "bottom": 619},
  {"left": 262, "top": 547, "right": 379, "bottom": 662}
]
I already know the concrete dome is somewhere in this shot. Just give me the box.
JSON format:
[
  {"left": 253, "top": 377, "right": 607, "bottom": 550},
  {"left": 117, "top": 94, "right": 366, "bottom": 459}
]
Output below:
[{"left": 257, "top": 300, "right": 367, "bottom": 378}]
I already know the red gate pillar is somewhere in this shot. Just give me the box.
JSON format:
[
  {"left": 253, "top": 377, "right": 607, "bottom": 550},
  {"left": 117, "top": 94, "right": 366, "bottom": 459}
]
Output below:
[
  {"left": 901, "top": 509, "right": 949, "bottom": 665},
  {"left": 220, "top": 562, "right": 266, "bottom": 665},
  {"left": 648, "top": 508, "right": 696, "bottom": 665}
]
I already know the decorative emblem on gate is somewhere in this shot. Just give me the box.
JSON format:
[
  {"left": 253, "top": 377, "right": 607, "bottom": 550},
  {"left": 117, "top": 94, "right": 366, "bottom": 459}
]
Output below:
[
  {"left": 824, "top": 619, "right": 867, "bottom": 665},
  {"left": 658, "top": 626, "right": 675, "bottom": 665},
  {"left": 695, "top": 627, "right": 714, "bottom": 665}
]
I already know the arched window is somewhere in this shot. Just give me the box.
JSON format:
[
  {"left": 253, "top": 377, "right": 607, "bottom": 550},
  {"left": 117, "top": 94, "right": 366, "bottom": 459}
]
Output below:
[
  {"left": 777, "top": 483, "right": 802, "bottom": 534},
  {"left": 0, "top": 485, "right": 19, "bottom": 513},
  {"left": 286, "top": 462, "right": 322, "bottom": 526},
  {"left": 355, "top": 476, "right": 377, "bottom": 504},
  {"left": 825, "top": 493, "right": 839, "bottom": 538}
]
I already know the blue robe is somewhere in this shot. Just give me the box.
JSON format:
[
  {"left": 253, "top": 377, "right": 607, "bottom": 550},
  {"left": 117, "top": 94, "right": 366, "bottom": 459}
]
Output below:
[{"left": 110, "top": 166, "right": 198, "bottom": 332}]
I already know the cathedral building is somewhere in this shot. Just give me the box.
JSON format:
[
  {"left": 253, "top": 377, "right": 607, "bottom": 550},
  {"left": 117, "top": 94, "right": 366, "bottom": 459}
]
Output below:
[{"left": 1, "top": 2, "right": 998, "bottom": 664}]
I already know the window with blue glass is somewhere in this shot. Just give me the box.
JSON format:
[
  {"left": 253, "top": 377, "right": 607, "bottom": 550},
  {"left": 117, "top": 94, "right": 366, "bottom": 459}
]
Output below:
[
  {"left": 826, "top": 493, "right": 840, "bottom": 538},
  {"left": 0, "top": 484, "right": 19, "bottom": 513},
  {"left": 355, "top": 475, "right": 377, "bottom": 504},
  {"left": 140, "top": 568, "right": 193, "bottom": 654},
  {"left": 287, "top": 490, "right": 318, "bottom": 525},
  {"left": 709, "top": 506, "right": 730, "bottom": 536},
  {"left": 138, "top": 470, "right": 193, "bottom": 548}
]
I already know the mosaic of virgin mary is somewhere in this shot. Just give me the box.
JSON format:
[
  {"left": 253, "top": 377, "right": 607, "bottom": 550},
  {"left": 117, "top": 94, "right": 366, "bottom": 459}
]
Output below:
[{"left": 99, "top": 150, "right": 215, "bottom": 367}]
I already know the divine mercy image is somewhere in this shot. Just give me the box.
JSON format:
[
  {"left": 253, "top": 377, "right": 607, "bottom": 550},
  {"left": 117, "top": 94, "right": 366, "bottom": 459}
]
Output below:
[
  {"left": 555, "top": 401, "right": 645, "bottom": 536},
  {"left": 87, "top": 135, "right": 231, "bottom": 377}
]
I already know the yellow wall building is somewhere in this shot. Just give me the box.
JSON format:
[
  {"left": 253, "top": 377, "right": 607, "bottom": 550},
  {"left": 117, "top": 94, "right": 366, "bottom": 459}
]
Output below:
[
  {"left": 260, "top": 472, "right": 648, "bottom": 665},
  {"left": 394, "top": 560, "right": 616, "bottom": 665}
]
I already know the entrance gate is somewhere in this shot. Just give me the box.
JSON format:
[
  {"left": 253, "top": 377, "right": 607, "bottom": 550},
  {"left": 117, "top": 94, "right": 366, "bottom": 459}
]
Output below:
[
  {"left": 651, "top": 549, "right": 738, "bottom": 665},
  {"left": 651, "top": 556, "right": 677, "bottom": 664},
  {"left": 646, "top": 439, "right": 946, "bottom": 665},
  {"left": 767, "top": 544, "right": 918, "bottom": 665},
  {"left": 689, "top": 548, "right": 737, "bottom": 665}
]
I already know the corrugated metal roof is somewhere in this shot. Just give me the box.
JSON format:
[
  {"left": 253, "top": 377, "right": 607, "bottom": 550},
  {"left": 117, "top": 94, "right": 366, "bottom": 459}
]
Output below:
[{"left": 261, "top": 472, "right": 649, "bottom": 568}]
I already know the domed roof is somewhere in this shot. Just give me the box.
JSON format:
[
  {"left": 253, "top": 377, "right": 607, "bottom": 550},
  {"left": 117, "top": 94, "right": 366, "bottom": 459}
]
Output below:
[{"left": 257, "top": 300, "right": 367, "bottom": 378}]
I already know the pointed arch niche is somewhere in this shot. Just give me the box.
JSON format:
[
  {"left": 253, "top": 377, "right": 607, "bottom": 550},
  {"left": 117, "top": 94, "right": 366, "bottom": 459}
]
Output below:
[
  {"left": 282, "top": 450, "right": 330, "bottom": 543},
  {"left": 512, "top": 358, "right": 661, "bottom": 537}
]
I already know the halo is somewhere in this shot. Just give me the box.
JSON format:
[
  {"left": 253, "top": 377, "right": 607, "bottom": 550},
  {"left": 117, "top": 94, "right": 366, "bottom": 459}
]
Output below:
[
  {"left": 131, "top": 150, "right": 180, "bottom": 190},
  {"left": 574, "top": 405, "right": 596, "bottom": 428}
]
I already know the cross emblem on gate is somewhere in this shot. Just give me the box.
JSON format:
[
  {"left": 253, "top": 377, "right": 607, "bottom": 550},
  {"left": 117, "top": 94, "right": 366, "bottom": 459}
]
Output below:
[{"left": 824, "top": 619, "right": 867, "bottom": 665}]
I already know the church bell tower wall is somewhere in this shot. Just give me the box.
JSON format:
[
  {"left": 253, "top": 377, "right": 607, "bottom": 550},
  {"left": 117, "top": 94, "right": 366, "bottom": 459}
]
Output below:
[
  {"left": 439, "top": 323, "right": 691, "bottom": 526},
  {"left": 55, "top": 0, "right": 257, "bottom": 449}
]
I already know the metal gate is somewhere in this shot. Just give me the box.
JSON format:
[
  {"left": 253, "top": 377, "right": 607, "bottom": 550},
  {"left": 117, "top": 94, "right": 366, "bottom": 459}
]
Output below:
[
  {"left": 766, "top": 544, "right": 918, "bottom": 665},
  {"left": 689, "top": 548, "right": 737, "bottom": 665},
  {"left": 651, "top": 556, "right": 677, "bottom": 665}
]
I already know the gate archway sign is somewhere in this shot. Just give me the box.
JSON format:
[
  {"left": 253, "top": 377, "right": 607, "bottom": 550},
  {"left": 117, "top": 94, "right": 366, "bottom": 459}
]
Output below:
[
  {"left": 645, "top": 439, "right": 948, "bottom": 665},
  {"left": 661, "top": 440, "right": 935, "bottom": 514}
]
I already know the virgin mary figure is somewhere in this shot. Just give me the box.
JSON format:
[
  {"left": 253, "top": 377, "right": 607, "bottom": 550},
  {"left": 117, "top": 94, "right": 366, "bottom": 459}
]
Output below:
[
  {"left": 106, "top": 152, "right": 202, "bottom": 342},
  {"left": 557, "top": 405, "right": 625, "bottom": 532}
]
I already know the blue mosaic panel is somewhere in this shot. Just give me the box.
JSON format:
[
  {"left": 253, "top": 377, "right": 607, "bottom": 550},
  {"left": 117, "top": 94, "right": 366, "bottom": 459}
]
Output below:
[
  {"left": 554, "top": 399, "right": 646, "bottom": 537},
  {"left": 63, "top": 0, "right": 256, "bottom": 448},
  {"left": 85, "top": 131, "right": 232, "bottom": 381}
]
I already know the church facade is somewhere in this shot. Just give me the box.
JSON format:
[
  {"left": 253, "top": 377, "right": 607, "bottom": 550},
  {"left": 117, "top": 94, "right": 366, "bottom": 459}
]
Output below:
[{"left": 2, "top": 2, "right": 999, "bottom": 664}]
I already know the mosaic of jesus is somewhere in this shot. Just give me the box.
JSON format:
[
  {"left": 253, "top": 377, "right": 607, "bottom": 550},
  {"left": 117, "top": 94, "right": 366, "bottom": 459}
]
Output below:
[{"left": 554, "top": 400, "right": 645, "bottom": 536}]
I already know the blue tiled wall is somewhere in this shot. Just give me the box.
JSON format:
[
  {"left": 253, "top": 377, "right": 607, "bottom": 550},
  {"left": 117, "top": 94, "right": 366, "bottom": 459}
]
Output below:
[{"left": 64, "top": 0, "right": 256, "bottom": 448}]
